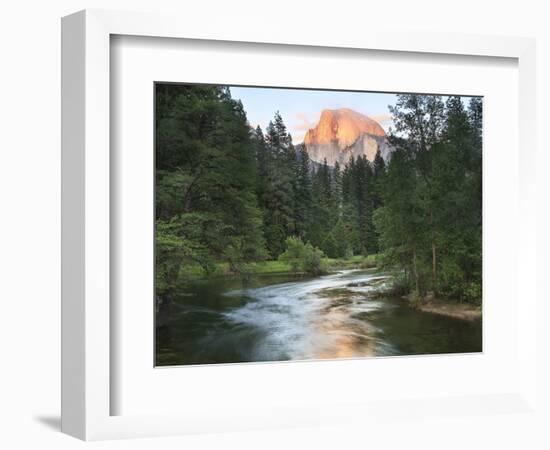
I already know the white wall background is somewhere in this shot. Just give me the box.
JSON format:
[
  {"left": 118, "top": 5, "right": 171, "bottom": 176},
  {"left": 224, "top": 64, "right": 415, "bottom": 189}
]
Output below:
[{"left": 0, "top": 1, "right": 547, "bottom": 449}]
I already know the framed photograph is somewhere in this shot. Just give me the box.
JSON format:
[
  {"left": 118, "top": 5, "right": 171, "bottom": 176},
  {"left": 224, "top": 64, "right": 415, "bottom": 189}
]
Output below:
[
  {"left": 153, "top": 83, "right": 483, "bottom": 368},
  {"left": 62, "top": 9, "right": 537, "bottom": 440}
]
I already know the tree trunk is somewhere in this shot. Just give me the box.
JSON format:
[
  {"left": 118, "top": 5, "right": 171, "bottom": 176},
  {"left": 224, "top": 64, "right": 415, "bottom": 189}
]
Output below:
[
  {"left": 430, "top": 209, "right": 437, "bottom": 290},
  {"left": 412, "top": 247, "right": 420, "bottom": 294},
  {"left": 432, "top": 241, "right": 437, "bottom": 288}
]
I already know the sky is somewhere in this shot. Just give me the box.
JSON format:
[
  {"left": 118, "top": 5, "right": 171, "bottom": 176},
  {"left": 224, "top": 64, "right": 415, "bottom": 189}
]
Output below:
[
  {"left": 230, "top": 86, "right": 477, "bottom": 144},
  {"left": 230, "top": 86, "right": 398, "bottom": 144}
]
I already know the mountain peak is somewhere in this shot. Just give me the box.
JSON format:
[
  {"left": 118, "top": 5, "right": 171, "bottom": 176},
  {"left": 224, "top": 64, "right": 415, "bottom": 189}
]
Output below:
[
  {"left": 304, "top": 108, "right": 386, "bottom": 150},
  {"left": 303, "top": 108, "right": 391, "bottom": 166}
]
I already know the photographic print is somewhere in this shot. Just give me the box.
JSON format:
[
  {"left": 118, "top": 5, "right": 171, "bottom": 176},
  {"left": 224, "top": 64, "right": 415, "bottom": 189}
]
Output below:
[{"left": 155, "top": 84, "right": 482, "bottom": 366}]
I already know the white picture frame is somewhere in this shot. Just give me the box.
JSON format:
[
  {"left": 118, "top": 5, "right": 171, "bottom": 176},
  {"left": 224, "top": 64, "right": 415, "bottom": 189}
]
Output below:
[{"left": 61, "top": 9, "right": 537, "bottom": 441}]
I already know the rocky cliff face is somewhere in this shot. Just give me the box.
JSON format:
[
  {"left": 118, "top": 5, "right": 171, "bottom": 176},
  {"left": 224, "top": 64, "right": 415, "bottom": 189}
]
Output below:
[{"left": 303, "top": 108, "right": 392, "bottom": 166}]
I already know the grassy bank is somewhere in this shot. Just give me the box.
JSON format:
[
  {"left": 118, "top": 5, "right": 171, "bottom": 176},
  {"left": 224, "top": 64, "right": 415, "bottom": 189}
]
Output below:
[
  {"left": 323, "top": 254, "right": 379, "bottom": 271},
  {"left": 178, "top": 254, "right": 381, "bottom": 281},
  {"left": 253, "top": 254, "right": 379, "bottom": 274}
]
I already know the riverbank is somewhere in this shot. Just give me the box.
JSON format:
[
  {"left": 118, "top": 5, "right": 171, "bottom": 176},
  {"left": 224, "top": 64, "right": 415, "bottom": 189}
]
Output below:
[
  {"left": 250, "top": 254, "right": 379, "bottom": 275},
  {"left": 179, "top": 254, "right": 380, "bottom": 281},
  {"left": 417, "top": 300, "right": 481, "bottom": 321},
  {"left": 373, "top": 285, "right": 481, "bottom": 321},
  {"left": 401, "top": 292, "right": 481, "bottom": 321}
]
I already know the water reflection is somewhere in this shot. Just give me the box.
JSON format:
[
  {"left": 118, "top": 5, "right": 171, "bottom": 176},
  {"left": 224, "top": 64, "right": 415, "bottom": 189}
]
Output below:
[{"left": 155, "top": 270, "right": 481, "bottom": 366}]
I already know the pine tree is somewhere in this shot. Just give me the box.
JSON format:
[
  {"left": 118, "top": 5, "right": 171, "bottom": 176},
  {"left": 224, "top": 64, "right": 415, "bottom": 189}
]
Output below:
[
  {"left": 468, "top": 97, "right": 483, "bottom": 153},
  {"left": 388, "top": 94, "right": 445, "bottom": 290},
  {"left": 430, "top": 96, "right": 481, "bottom": 300},
  {"left": 309, "top": 159, "right": 332, "bottom": 253},
  {"left": 253, "top": 125, "right": 269, "bottom": 204},
  {"left": 341, "top": 157, "right": 361, "bottom": 254},
  {"left": 468, "top": 96, "right": 483, "bottom": 229},
  {"left": 354, "top": 156, "right": 375, "bottom": 254},
  {"left": 372, "top": 149, "right": 386, "bottom": 209},
  {"left": 374, "top": 148, "right": 426, "bottom": 294},
  {"left": 294, "top": 145, "right": 312, "bottom": 239},
  {"left": 332, "top": 161, "right": 343, "bottom": 213},
  {"left": 263, "top": 112, "right": 297, "bottom": 257}
]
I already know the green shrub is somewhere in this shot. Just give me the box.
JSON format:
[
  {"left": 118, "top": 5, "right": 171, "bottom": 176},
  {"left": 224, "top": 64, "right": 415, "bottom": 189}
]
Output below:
[
  {"left": 438, "top": 259, "right": 481, "bottom": 304},
  {"left": 302, "top": 243, "right": 325, "bottom": 275},
  {"left": 278, "top": 236, "right": 326, "bottom": 275},
  {"left": 461, "top": 282, "right": 482, "bottom": 305},
  {"left": 277, "top": 236, "right": 304, "bottom": 272}
]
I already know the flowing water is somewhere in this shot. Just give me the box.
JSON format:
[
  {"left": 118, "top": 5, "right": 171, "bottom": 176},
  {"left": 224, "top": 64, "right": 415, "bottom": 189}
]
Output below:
[{"left": 155, "top": 269, "right": 482, "bottom": 366}]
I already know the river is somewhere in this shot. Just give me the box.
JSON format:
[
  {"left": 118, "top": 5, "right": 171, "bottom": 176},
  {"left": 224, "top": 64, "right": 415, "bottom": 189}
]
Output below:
[{"left": 155, "top": 269, "right": 482, "bottom": 366}]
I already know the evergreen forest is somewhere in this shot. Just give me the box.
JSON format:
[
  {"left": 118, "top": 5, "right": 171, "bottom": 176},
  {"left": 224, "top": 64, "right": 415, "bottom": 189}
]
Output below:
[{"left": 155, "top": 84, "right": 482, "bottom": 306}]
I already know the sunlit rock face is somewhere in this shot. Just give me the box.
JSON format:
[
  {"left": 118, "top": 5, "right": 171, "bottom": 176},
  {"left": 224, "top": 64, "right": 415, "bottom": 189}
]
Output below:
[{"left": 303, "top": 108, "right": 392, "bottom": 166}]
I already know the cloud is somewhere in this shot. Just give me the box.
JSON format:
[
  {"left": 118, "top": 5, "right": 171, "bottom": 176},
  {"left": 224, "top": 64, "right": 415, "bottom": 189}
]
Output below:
[
  {"left": 290, "top": 112, "right": 319, "bottom": 143},
  {"left": 370, "top": 113, "right": 393, "bottom": 126},
  {"left": 293, "top": 112, "right": 318, "bottom": 130}
]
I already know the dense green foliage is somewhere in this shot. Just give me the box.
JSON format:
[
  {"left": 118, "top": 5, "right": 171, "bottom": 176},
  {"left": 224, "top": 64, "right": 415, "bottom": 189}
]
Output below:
[
  {"left": 155, "top": 84, "right": 482, "bottom": 304},
  {"left": 155, "top": 84, "right": 266, "bottom": 299},
  {"left": 375, "top": 95, "right": 482, "bottom": 303}
]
